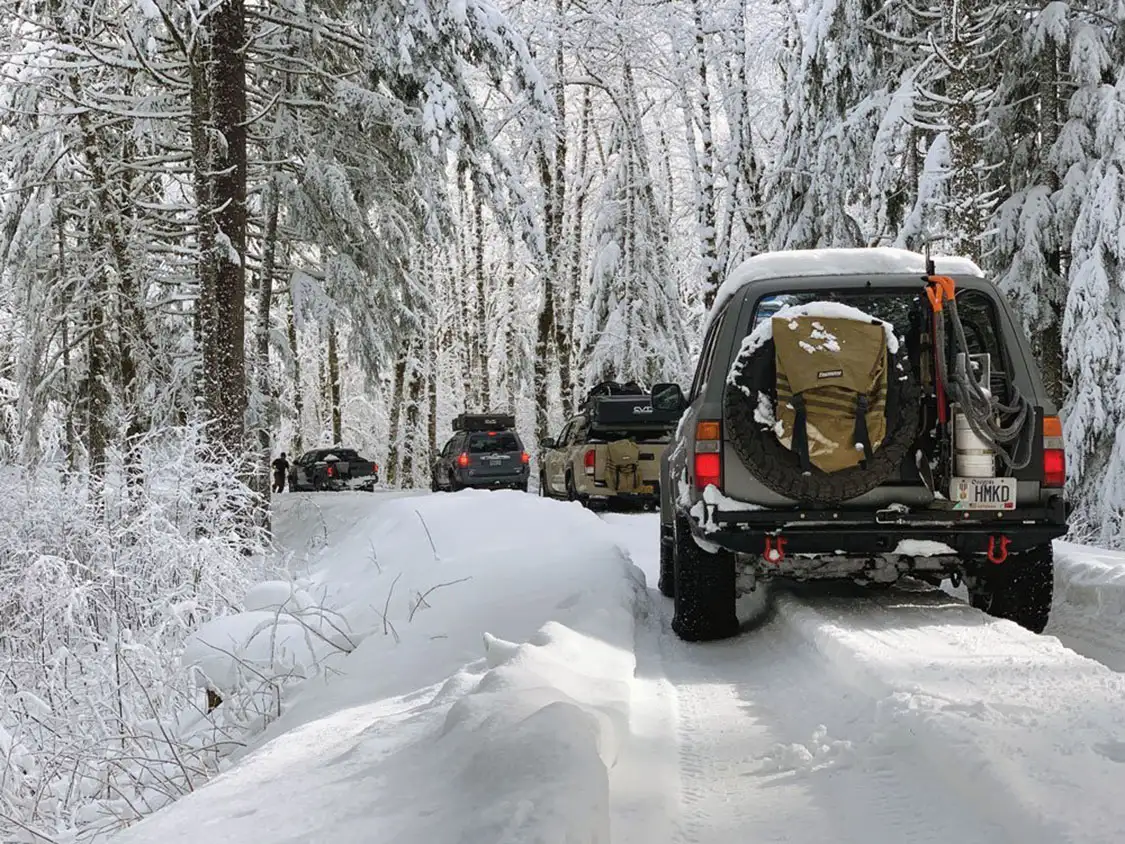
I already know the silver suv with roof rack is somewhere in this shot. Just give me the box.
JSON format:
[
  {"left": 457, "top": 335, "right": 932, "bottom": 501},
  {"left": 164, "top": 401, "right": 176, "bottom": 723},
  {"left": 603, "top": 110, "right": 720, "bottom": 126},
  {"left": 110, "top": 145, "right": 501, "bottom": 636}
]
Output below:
[{"left": 652, "top": 247, "right": 1069, "bottom": 642}]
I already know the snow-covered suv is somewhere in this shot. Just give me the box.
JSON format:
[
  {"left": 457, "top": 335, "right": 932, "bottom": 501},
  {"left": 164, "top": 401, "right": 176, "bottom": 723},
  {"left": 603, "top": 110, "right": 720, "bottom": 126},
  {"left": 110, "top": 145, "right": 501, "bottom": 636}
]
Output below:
[{"left": 655, "top": 247, "right": 1069, "bottom": 642}]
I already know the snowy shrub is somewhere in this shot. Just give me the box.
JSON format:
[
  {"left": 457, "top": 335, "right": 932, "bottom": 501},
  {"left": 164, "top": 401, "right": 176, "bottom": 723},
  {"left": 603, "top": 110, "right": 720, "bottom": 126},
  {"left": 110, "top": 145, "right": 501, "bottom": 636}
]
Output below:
[{"left": 0, "top": 426, "right": 276, "bottom": 843}]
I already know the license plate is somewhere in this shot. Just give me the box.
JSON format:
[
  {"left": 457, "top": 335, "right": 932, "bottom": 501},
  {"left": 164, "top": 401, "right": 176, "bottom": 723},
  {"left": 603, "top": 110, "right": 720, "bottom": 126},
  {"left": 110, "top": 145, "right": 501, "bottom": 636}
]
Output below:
[{"left": 950, "top": 476, "right": 1016, "bottom": 509}]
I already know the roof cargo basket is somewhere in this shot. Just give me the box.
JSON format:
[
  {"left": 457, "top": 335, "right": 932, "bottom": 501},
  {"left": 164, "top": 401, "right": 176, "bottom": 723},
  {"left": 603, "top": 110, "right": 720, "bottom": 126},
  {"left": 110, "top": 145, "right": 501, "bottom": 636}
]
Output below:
[{"left": 453, "top": 412, "right": 516, "bottom": 432}]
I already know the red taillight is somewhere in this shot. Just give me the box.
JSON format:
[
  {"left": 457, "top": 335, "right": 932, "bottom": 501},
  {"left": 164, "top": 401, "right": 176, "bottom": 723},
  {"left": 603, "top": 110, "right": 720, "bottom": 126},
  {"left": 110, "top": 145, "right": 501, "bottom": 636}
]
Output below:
[
  {"left": 457, "top": 452, "right": 470, "bottom": 467},
  {"left": 584, "top": 449, "right": 595, "bottom": 475},
  {"left": 326, "top": 465, "right": 335, "bottom": 477},
  {"left": 521, "top": 451, "right": 530, "bottom": 464},
  {"left": 694, "top": 420, "right": 722, "bottom": 490},
  {"left": 372, "top": 463, "right": 378, "bottom": 473},
  {"left": 694, "top": 453, "right": 721, "bottom": 489},
  {"left": 1043, "top": 416, "right": 1065, "bottom": 488}
]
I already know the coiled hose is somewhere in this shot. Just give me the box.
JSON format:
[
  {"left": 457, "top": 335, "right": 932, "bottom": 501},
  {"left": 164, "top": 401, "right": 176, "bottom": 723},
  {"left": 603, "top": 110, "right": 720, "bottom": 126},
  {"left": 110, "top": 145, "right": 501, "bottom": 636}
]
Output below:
[{"left": 933, "top": 295, "right": 1036, "bottom": 471}]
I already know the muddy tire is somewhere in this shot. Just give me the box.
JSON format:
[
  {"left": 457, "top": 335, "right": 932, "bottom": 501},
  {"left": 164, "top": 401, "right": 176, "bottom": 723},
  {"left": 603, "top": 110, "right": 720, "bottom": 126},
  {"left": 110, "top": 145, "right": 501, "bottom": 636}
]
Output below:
[
  {"left": 968, "top": 544, "right": 1053, "bottom": 633},
  {"left": 671, "top": 512, "right": 738, "bottom": 641},
  {"left": 657, "top": 522, "right": 675, "bottom": 597},
  {"left": 723, "top": 335, "right": 920, "bottom": 506}
]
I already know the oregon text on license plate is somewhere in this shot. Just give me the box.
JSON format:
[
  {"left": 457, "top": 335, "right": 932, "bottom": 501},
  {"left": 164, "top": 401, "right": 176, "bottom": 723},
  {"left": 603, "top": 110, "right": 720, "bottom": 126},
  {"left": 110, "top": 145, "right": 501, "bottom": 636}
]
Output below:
[{"left": 950, "top": 476, "right": 1016, "bottom": 509}]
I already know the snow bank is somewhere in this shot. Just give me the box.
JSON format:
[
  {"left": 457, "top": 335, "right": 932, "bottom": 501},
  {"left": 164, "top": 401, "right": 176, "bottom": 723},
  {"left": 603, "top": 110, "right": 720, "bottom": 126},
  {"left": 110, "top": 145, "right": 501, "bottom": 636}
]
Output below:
[
  {"left": 778, "top": 590, "right": 1125, "bottom": 842},
  {"left": 707, "top": 246, "right": 983, "bottom": 330},
  {"left": 110, "top": 491, "right": 646, "bottom": 844},
  {"left": 1047, "top": 541, "right": 1125, "bottom": 671}
]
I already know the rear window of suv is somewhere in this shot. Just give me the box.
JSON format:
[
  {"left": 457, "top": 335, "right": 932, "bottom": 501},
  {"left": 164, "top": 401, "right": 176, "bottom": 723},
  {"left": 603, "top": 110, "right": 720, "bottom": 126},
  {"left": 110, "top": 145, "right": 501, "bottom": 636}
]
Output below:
[
  {"left": 467, "top": 432, "right": 521, "bottom": 453},
  {"left": 751, "top": 290, "right": 922, "bottom": 333}
]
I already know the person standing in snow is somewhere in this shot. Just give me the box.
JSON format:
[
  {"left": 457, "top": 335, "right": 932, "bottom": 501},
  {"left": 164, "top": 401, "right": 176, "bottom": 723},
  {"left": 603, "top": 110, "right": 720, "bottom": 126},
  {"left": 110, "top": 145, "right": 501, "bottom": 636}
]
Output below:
[{"left": 272, "top": 452, "right": 290, "bottom": 493}]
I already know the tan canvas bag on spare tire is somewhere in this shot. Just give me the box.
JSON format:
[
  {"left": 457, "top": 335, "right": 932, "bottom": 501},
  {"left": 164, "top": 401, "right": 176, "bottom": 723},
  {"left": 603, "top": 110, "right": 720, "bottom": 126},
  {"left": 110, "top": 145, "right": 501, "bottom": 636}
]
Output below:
[
  {"left": 605, "top": 439, "right": 642, "bottom": 492},
  {"left": 773, "top": 315, "right": 888, "bottom": 473}
]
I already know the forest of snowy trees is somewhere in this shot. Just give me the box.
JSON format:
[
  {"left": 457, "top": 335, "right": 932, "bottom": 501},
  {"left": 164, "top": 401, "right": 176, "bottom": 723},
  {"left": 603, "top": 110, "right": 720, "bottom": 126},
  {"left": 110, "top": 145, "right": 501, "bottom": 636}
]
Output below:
[{"left": 2, "top": 0, "right": 1125, "bottom": 838}]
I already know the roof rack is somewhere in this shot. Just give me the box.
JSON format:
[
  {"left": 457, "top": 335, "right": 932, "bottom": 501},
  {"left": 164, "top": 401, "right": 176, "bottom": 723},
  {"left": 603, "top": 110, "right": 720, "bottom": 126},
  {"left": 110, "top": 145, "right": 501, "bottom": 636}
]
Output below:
[{"left": 452, "top": 412, "right": 516, "bottom": 432}]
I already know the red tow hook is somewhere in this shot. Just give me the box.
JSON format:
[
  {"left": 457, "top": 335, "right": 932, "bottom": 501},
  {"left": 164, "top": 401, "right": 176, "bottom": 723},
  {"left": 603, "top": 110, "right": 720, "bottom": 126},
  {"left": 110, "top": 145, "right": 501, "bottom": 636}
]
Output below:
[
  {"left": 764, "top": 535, "right": 787, "bottom": 564},
  {"left": 987, "top": 535, "right": 1010, "bottom": 565}
]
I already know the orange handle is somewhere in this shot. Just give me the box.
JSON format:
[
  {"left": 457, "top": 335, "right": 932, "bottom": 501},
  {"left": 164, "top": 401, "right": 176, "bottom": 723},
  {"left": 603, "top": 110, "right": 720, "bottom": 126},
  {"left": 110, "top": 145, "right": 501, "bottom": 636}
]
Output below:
[{"left": 926, "top": 274, "right": 956, "bottom": 312}]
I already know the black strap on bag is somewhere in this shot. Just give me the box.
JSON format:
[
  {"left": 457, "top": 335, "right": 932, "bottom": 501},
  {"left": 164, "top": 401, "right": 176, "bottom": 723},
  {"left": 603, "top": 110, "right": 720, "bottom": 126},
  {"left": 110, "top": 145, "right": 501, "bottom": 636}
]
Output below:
[
  {"left": 853, "top": 394, "right": 871, "bottom": 468},
  {"left": 791, "top": 394, "right": 812, "bottom": 472}
]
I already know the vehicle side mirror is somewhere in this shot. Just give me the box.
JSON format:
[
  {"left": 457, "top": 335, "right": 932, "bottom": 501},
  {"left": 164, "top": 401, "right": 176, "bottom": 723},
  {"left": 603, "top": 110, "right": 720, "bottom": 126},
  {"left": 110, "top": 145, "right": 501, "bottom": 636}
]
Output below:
[
  {"left": 541, "top": 437, "right": 556, "bottom": 449},
  {"left": 652, "top": 382, "right": 686, "bottom": 413}
]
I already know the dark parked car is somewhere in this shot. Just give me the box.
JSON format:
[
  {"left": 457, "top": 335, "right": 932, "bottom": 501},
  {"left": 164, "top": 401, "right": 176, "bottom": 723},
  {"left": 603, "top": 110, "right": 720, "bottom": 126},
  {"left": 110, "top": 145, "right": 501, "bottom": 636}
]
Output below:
[
  {"left": 289, "top": 447, "right": 379, "bottom": 491},
  {"left": 431, "top": 413, "right": 530, "bottom": 492},
  {"left": 657, "top": 247, "right": 1068, "bottom": 642}
]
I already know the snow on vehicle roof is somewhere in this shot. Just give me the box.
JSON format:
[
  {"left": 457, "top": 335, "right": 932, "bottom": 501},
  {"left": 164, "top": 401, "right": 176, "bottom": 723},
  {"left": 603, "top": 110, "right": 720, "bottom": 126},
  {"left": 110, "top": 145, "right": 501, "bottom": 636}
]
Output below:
[{"left": 707, "top": 247, "right": 984, "bottom": 328}]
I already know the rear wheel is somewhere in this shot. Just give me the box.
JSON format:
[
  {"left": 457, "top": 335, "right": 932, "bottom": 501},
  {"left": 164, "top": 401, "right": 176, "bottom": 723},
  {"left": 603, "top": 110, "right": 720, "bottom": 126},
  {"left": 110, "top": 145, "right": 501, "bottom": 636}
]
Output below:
[
  {"left": 967, "top": 544, "right": 1053, "bottom": 633},
  {"left": 657, "top": 522, "right": 675, "bottom": 597},
  {"left": 671, "top": 512, "right": 739, "bottom": 641},
  {"left": 565, "top": 472, "right": 581, "bottom": 505}
]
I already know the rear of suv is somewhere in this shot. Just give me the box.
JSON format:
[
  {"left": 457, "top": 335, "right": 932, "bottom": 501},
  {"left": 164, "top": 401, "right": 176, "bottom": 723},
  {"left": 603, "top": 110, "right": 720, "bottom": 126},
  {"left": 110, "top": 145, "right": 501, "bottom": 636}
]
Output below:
[
  {"left": 656, "top": 247, "right": 1069, "bottom": 642},
  {"left": 539, "top": 381, "right": 679, "bottom": 510},
  {"left": 431, "top": 413, "right": 530, "bottom": 492}
]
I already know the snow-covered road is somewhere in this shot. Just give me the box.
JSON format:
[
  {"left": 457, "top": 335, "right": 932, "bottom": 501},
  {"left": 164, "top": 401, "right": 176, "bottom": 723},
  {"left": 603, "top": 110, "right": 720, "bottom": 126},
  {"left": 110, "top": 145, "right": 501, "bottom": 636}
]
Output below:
[
  {"left": 108, "top": 494, "right": 1125, "bottom": 844},
  {"left": 604, "top": 512, "right": 1125, "bottom": 844}
]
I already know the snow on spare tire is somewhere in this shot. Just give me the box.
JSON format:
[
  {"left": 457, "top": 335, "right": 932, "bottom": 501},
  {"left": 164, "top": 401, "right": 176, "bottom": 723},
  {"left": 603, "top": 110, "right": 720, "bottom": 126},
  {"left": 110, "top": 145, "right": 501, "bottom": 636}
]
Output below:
[{"left": 723, "top": 301, "right": 920, "bottom": 506}]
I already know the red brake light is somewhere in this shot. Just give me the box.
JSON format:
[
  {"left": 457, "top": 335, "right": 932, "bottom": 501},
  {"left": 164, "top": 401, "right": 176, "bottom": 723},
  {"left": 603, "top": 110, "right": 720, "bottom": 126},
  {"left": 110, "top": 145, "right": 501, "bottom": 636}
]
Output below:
[
  {"left": 521, "top": 451, "right": 530, "bottom": 464},
  {"left": 457, "top": 453, "right": 470, "bottom": 467},
  {"left": 1043, "top": 416, "right": 1065, "bottom": 488},
  {"left": 694, "top": 419, "right": 722, "bottom": 490},
  {"left": 584, "top": 449, "right": 595, "bottom": 475},
  {"left": 694, "top": 453, "right": 721, "bottom": 490},
  {"left": 326, "top": 465, "right": 335, "bottom": 477}
]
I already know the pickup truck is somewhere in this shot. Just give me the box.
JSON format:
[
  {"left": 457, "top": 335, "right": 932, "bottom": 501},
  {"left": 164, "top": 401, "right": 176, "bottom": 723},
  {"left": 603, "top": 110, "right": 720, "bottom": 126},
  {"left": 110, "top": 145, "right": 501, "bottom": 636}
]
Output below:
[{"left": 288, "top": 447, "right": 380, "bottom": 492}]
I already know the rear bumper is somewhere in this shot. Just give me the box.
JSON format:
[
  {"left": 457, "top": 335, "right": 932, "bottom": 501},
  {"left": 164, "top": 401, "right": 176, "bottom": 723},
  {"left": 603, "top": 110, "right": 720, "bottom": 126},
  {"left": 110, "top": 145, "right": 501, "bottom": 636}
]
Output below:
[
  {"left": 583, "top": 480, "right": 660, "bottom": 502},
  {"left": 459, "top": 472, "right": 528, "bottom": 489},
  {"left": 694, "top": 496, "right": 1068, "bottom": 559}
]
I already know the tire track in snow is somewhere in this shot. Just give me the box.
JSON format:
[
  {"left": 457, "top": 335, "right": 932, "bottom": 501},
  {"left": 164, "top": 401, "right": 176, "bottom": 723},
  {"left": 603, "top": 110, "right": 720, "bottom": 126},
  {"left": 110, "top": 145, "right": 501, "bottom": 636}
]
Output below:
[
  {"left": 603, "top": 515, "right": 1004, "bottom": 844},
  {"left": 652, "top": 596, "right": 1004, "bottom": 844},
  {"left": 774, "top": 584, "right": 1125, "bottom": 843}
]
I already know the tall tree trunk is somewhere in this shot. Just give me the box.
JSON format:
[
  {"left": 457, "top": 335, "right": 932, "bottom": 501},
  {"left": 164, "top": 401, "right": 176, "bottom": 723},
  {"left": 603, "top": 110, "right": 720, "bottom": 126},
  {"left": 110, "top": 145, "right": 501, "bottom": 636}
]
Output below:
[
  {"left": 194, "top": 0, "right": 248, "bottom": 459},
  {"left": 327, "top": 318, "right": 342, "bottom": 443},
  {"left": 254, "top": 175, "right": 280, "bottom": 506},
  {"left": 402, "top": 339, "right": 423, "bottom": 487},
  {"left": 1038, "top": 45, "right": 1065, "bottom": 405},
  {"left": 286, "top": 291, "right": 304, "bottom": 453},
  {"left": 86, "top": 273, "right": 110, "bottom": 477},
  {"left": 387, "top": 346, "right": 408, "bottom": 486},
  {"left": 691, "top": 0, "right": 721, "bottom": 308},
  {"left": 564, "top": 85, "right": 592, "bottom": 409},
  {"left": 534, "top": 8, "right": 569, "bottom": 447},
  {"left": 427, "top": 329, "right": 438, "bottom": 462},
  {"left": 504, "top": 238, "right": 518, "bottom": 413},
  {"left": 474, "top": 192, "right": 490, "bottom": 409}
]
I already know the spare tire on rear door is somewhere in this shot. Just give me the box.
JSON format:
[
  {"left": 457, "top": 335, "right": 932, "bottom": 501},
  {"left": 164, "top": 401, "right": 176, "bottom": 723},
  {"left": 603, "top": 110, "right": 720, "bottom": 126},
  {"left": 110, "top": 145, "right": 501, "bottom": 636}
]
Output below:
[{"left": 723, "top": 304, "right": 921, "bottom": 506}]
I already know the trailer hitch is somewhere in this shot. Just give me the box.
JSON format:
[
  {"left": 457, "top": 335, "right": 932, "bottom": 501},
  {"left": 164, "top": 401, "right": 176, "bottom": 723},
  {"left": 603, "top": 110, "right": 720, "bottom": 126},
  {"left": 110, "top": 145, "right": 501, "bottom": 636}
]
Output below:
[
  {"left": 987, "top": 535, "right": 1010, "bottom": 564},
  {"left": 764, "top": 535, "right": 787, "bottom": 564}
]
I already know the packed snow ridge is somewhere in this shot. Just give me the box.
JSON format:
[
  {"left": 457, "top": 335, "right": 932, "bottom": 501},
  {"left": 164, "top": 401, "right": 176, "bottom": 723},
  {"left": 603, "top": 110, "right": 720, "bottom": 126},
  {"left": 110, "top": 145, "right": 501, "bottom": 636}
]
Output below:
[{"left": 110, "top": 491, "right": 645, "bottom": 844}]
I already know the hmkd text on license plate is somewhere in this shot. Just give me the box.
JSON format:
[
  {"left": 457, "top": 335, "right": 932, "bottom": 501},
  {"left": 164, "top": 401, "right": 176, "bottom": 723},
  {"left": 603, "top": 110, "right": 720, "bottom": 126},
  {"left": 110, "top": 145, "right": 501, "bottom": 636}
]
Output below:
[{"left": 950, "top": 476, "right": 1016, "bottom": 509}]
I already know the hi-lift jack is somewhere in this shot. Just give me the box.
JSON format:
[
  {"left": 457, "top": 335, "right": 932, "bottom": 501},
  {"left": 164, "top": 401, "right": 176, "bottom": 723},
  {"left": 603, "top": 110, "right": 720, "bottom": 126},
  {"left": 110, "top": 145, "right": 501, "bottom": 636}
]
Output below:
[
  {"left": 764, "top": 535, "right": 787, "bottom": 564},
  {"left": 926, "top": 270, "right": 957, "bottom": 425}
]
